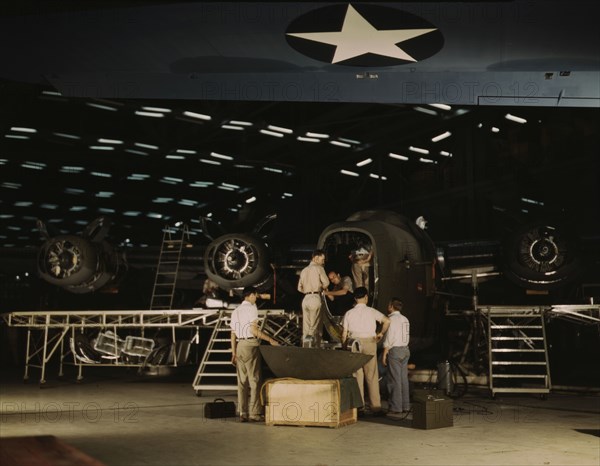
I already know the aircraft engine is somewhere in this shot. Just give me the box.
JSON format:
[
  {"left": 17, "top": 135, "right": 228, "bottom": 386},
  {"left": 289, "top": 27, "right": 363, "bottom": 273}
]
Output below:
[
  {"left": 502, "top": 223, "right": 582, "bottom": 290},
  {"left": 37, "top": 235, "right": 126, "bottom": 293},
  {"left": 204, "top": 233, "right": 271, "bottom": 291},
  {"left": 36, "top": 217, "right": 127, "bottom": 293}
]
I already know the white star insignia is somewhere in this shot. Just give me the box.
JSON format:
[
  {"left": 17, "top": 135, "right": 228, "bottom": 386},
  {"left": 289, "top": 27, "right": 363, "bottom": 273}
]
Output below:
[{"left": 287, "top": 4, "right": 436, "bottom": 63}]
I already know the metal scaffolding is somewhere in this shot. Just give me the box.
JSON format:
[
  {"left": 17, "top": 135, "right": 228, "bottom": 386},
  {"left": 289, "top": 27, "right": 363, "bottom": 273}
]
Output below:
[{"left": 3, "top": 308, "right": 293, "bottom": 386}]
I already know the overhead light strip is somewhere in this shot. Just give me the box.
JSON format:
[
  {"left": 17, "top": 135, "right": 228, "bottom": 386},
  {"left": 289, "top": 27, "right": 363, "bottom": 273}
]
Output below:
[
  {"left": 431, "top": 131, "right": 451, "bottom": 142},
  {"left": 183, "top": 111, "right": 211, "bottom": 121},
  {"left": 505, "top": 113, "right": 528, "bottom": 124}
]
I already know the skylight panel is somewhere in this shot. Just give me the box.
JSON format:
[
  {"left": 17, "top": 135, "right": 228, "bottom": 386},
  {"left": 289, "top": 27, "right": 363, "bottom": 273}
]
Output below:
[
  {"left": 10, "top": 127, "right": 37, "bottom": 133},
  {"left": 142, "top": 106, "right": 172, "bottom": 113},
  {"left": 21, "top": 162, "right": 46, "bottom": 170},
  {"left": 330, "top": 140, "right": 351, "bottom": 148},
  {"left": 340, "top": 169, "right": 359, "bottom": 177},
  {"left": 409, "top": 146, "right": 429, "bottom": 155},
  {"left": 338, "top": 137, "right": 360, "bottom": 145},
  {"left": 127, "top": 173, "right": 150, "bottom": 180},
  {"left": 160, "top": 177, "right": 183, "bottom": 184},
  {"left": 413, "top": 106, "right": 438, "bottom": 116},
  {"left": 60, "top": 166, "right": 85, "bottom": 173},
  {"left": 178, "top": 199, "right": 198, "bottom": 206},
  {"left": 305, "top": 132, "right": 329, "bottom": 139},
  {"left": 65, "top": 188, "right": 85, "bottom": 194},
  {"left": 125, "top": 149, "right": 148, "bottom": 156},
  {"left": 210, "top": 152, "right": 234, "bottom": 161},
  {"left": 98, "top": 138, "right": 123, "bottom": 144},
  {"left": 134, "top": 142, "right": 159, "bottom": 150},
  {"left": 53, "top": 132, "right": 81, "bottom": 140},
  {"left": 135, "top": 110, "right": 164, "bottom": 118},
  {"left": 431, "top": 131, "right": 451, "bottom": 142},
  {"left": 86, "top": 102, "right": 118, "bottom": 111},
  {"left": 505, "top": 113, "right": 527, "bottom": 124},
  {"left": 388, "top": 152, "right": 408, "bottom": 161},
  {"left": 429, "top": 103, "right": 452, "bottom": 111},
  {"left": 260, "top": 129, "right": 285, "bottom": 138},
  {"left": 267, "top": 125, "right": 293, "bottom": 134},
  {"left": 521, "top": 197, "right": 544, "bottom": 206},
  {"left": 200, "top": 158, "right": 221, "bottom": 166},
  {"left": 183, "top": 111, "right": 212, "bottom": 121},
  {"left": 190, "top": 181, "right": 213, "bottom": 188}
]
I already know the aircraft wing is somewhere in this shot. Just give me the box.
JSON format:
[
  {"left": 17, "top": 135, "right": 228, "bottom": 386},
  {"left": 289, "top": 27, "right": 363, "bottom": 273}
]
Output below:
[{"left": 0, "top": 1, "right": 598, "bottom": 106}]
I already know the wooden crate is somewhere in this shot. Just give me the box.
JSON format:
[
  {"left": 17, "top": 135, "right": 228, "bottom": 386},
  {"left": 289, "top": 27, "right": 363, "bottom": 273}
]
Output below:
[{"left": 264, "top": 378, "right": 357, "bottom": 428}]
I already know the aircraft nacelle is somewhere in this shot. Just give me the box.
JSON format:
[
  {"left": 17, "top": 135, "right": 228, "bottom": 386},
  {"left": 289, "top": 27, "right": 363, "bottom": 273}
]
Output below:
[
  {"left": 36, "top": 217, "right": 127, "bottom": 294},
  {"left": 318, "top": 210, "right": 439, "bottom": 351},
  {"left": 203, "top": 233, "right": 272, "bottom": 291}
]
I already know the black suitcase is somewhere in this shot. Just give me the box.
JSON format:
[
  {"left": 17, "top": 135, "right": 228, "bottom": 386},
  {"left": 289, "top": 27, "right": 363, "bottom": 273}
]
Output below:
[{"left": 204, "top": 398, "right": 237, "bottom": 419}]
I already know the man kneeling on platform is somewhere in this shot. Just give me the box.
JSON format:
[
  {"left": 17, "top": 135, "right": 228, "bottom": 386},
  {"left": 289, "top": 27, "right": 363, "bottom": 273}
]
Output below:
[
  {"left": 230, "top": 286, "right": 279, "bottom": 422},
  {"left": 341, "top": 287, "right": 390, "bottom": 415}
]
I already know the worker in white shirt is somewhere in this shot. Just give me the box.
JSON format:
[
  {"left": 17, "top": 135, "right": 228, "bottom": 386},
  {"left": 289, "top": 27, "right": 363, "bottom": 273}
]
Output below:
[
  {"left": 342, "top": 287, "right": 390, "bottom": 415},
  {"left": 382, "top": 298, "right": 411, "bottom": 417},
  {"left": 230, "top": 286, "right": 279, "bottom": 422}
]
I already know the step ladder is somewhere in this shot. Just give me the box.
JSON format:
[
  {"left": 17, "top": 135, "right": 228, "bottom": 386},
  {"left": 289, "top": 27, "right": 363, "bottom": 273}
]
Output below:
[
  {"left": 192, "top": 310, "right": 237, "bottom": 394},
  {"left": 192, "top": 309, "right": 298, "bottom": 395},
  {"left": 150, "top": 224, "right": 190, "bottom": 310},
  {"left": 481, "top": 306, "right": 551, "bottom": 397}
]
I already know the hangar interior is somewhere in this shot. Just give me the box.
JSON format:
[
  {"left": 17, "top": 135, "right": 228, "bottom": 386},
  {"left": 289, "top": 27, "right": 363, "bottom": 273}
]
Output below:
[{"left": 1, "top": 1, "right": 599, "bottom": 466}]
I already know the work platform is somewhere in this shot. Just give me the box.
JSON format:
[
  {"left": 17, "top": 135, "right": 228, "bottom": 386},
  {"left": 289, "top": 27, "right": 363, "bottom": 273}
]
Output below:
[{"left": 2, "top": 308, "right": 294, "bottom": 386}]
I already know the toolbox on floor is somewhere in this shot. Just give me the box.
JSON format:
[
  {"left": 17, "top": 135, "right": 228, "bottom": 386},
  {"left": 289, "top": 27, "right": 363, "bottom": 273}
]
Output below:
[
  {"left": 204, "top": 398, "right": 237, "bottom": 419},
  {"left": 412, "top": 390, "right": 453, "bottom": 429}
]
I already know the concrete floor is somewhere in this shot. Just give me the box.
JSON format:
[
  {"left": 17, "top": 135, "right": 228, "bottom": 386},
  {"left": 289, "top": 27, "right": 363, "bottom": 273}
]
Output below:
[{"left": 1, "top": 366, "right": 599, "bottom": 466}]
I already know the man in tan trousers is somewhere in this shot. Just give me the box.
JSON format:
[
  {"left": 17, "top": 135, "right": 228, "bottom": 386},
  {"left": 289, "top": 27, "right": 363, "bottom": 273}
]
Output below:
[{"left": 342, "top": 286, "right": 390, "bottom": 415}]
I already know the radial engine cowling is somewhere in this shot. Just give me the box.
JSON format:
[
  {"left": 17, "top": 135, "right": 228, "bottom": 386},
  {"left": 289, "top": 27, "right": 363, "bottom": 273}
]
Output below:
[
  {"left": 502, "top": 223, "right": 582, "bottom": 290},
  {"left": 204, "top": 233, "right": 271, "bottom": 291},
  {"left": 37, "top": 235, "right": 126, "bottom": 293}
]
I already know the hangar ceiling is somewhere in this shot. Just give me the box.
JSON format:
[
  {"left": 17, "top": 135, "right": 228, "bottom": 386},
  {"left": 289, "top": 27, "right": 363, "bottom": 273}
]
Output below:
[{"left": 0, "top": 1, "right": 599, "bottom": 258}]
